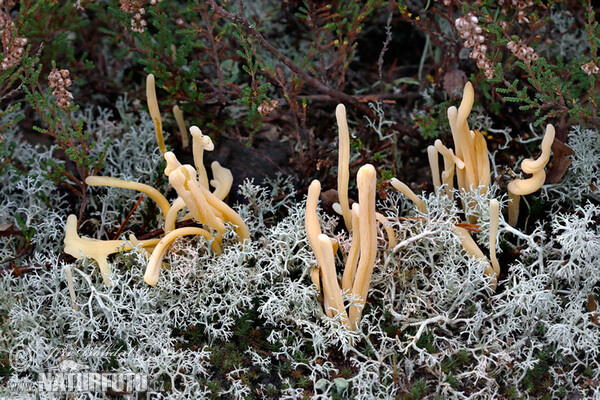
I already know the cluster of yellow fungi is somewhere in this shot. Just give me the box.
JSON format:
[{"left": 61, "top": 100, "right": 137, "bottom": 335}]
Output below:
[
  {"left": 405, "top": 82, "right": 552, "bottom": 290},
  {"left": 64, "top": 74, "right": 248, "bottom": 287},
  {"left": 64, "top": 74, "right": 554, "bottom": 328},
  {"left": 306, "top": 105, "right": 396, "bottom": 330},
  {"left": 308, "top": 82, "right": 554, "bottom": 329}
]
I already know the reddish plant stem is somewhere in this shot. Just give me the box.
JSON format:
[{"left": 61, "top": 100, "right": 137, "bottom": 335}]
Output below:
[{"left": 207, "top": 0, "right": 377, "bottom": 121}]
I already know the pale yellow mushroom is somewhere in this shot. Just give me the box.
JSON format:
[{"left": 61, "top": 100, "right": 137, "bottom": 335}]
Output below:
[
  {"left": 336, "top": 104, "right": 352, "bottom": 232},
  {"left": 210, "top": 161, "right": 233, "bottom": 201},
  {"left": 507, "top": 124, "right": 555, "bottom": 226},
  {"left": 144, "top": 226, "right": 217, "bottom": 286},
  {"left": 198, "top": 182, "right": 250, "bottom": 242},
  {"left": 164, "top": 151, "right": 182, "bottom": 176},
  {"left": 332, "top": 203, "right": 394, "bottom": 289},
  {"left": 448, "top": 82, "right": 477, "bottom": 194},
  {"left": 341, "top": 203, "right": 360, "bottom": 293},
  {"left": 489, "top": 199, "right": 501, "bottom": 279},
  {"left": 317, "top": 234, "right": 350, "bottom": 327},
  {"left": 376, "top": 212, "right": 396, "bottom": 251},
  {"left": 173, "top": 105, "right": 189, "bottom": 149},
  {"left": 427, "top": 145, "right": 441, "bottom": 191},
  {"left": 521, "top": 125, "right": 555, "bottom": 174},
  {"left": 474, "top": 131, "right": 490, "bottom": 190},
  {"left": 146, "top": 74, "right": 166, "bottom": 154},
  {"left": 311, "top": 266, "right": 321, "bottom": 292},
  {"left": 305, "top": 180, "right": 325, "bottom": 256},
  {"left": 305, "top": 180, "right": 333, "bottom": 317},
  {"left": 330, "top": 238, "right": 339, "bottom": 255},
  {"left": 434, "top": 139, "right": 464, "bottom": 197},
  {"left": 447, "top": 83, "right": 494, "bottom": 223},
  {"left": 190, "top": 126, "right": 214, "bottom": 189},
  {"left": 64, "top": 215, "right": 159, "bottom": 285},
  {"left": 390, "top": 178, "right": 427, "bottom": 213},
  {"left": 85, "top": 176, "right": 171, "bottom": 221},
  {"left": 453, "top": 226, "right": 497, "bottom": 290},
  {"left": 64, "top": 265, "right": 78, "bottom": 311},
  {"left": 349, "top": 164, "right": 378, "bottom": 330},
  {"left": 164, "top": 197, "right": 186, "bottom": 233},
  {"left": 166, "top": 162, "right": 226, "bottom": 249}
]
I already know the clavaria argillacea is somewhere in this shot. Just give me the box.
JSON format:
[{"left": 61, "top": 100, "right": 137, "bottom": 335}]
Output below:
[
  {"left": 64, "top": 79, "right": 554, "bottom": 334},
  {"left": 307, "top": 82, "right": 555, "bottom": 322},
  {"left": 306, "top": 105, "right": 395, "bottom": 330},
  {"left": 396, "top": 81, "right": 554, "bottom": 289},
  {"left": 64, "top": 75, "right": 249, "bottom": 286}
]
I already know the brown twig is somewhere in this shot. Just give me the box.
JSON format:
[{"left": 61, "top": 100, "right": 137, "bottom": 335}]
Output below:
[
  {"left": 399, "top": 216, "right": 482, "bottom": 233},
  {"left": 112, "top": 194, "right": 145, "bottom": 240}
]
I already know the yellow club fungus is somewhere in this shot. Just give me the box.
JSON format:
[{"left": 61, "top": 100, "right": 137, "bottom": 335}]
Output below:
[
  {"left": 85, "top": 175, "right": 171, "bottom": 221},
  {"left": 64, "top": 265, "right": 78, "bottom": 311},
  {"left": 390, "top": 178, "right": 427, "bottom": 213},
  {"left": 210, "top": 161, "right": 233, "bottom": 201},
  {"left": 146, "top": 74, "right": 166, "bottom": 154},
  {"left": 64, "top": 214, "right": 159, "bottom": 285},
  {"left": 144, "top": 226, "right": 217, "bottom": 286},
  {"left": 173, "top": 105, "right": 189, "bottom": 149},
  {"left": 336, "top": 104, "right": 352, "bottom": 232},
  {"left": 190, "top": 126, "right": 214, "bottom": 189},
  {"left": 489, "top": 198, "right": 501, "bottom": 281},
  {"left": 341, "top": 203, "right": 361, "bottom": 293},
  {"left": 507, "top": 124, "right": 555, "bottom": 226},
  {"left": 317, "top": 234, "right": 350, "bottom": 327},
  {"left": 453, "top": 226, "right": 498, "bottom": 290},
  {"left": 349, "top": 164, "right": 378, "bottom": 330}
]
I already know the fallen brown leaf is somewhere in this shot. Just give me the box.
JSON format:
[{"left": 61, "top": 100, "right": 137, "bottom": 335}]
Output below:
[
  {"left": 0, "top": 223, "right": 22, "bottom": 237},
  {"left": 546, "top": 138, "right": 575, "bottom": 184},
  {"left": 444, "top": 69, "right": 467, "bottom": 98}
]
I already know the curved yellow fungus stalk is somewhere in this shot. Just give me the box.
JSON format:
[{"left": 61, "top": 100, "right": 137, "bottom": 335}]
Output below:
[
  {"left": 336, "top": 104, "right": 352, "bottom": 232},
  {"left": 128, "top": 234, "right": 155, "bottom": 256},
  {"left": 507, "top": 124, "right": 555, "bottom": 226},
  {"left": 489, "top": 199, "right": 501, "bottom": 279},
  {"left": 447, "top": 82, "right": 494, "bottom": 223},
  {"left": 164, "top": 197, "right": 186, "bottom": 233},
  {"left": 164, "top": 151, "right": 182, "bottom": 176},
  {"left": 375, "top": 212, "right": 396, "bottom": 251},
  {"left": 144, "top": 227, "right": 218, "bottom": 286},
  {"left": 390, "top": 178, "right": 427, "bottom": 213},
  {"left": 434, "top": 139, "right": 463, "bottom": 197},
  {"left": 349, "top": 164, "right": 378, "bottom": 330},
  {"left": 330, "top": 238, "right": 339, "bottom": 255},
  {"left": 448, "top": 82, "right": 477, "bottom": 193},
  {"left": 427, "top": 145, "right": 441, "bottom": 191},
  {"left": 146, "top": 74, "right": 166, "bottom": 154},
  {"left": 85, "top": 176, "right": 171, "bottom": 221},
  {"left": 64, "top": 215, "right": 159, "bottom": 285},
  {"left": 190, "top": 126, "right": 214, "bottom": 189},
  {"left": 198, "top": 183, "right": 250, "bottom": 242},
  {"left": 210, "top": 161, "right": 233, "bottom": 201},
  {"left": 186, "top": 168, "right": 226, "bottom": 238},
  {"left": 311, "top": 266, "right": 321, "bottom": 291},
  {"left": 305, "top": 180, "right": 325, "bottom": 257},
  {"left": 342, "top": 203, "right": 360, "bottom": 293},
  {"left": 172, "top": 105, "right": 189, "bottom": 149},
  {"left": 474, "top": 131, "right": 490, "bottom": 190},
  {"left": 305, "top": 180, "right": 333, "bottom": 317},
  {"left": 453, "top": 226, "right": 497, "bottom": 290},
  {"left": 64, "top": 265, "right": 78, "bottom": 311},
  {"left": 166, "top": 161, "right": 226, "bottom": 248},
  {"left": 317, "top": 234, "right": 350, "bottom": 327}
]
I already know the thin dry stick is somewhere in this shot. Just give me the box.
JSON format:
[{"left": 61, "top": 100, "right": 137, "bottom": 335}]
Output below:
[{"left": 207, "top": 0, "right": 376, "bottom": 120}]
